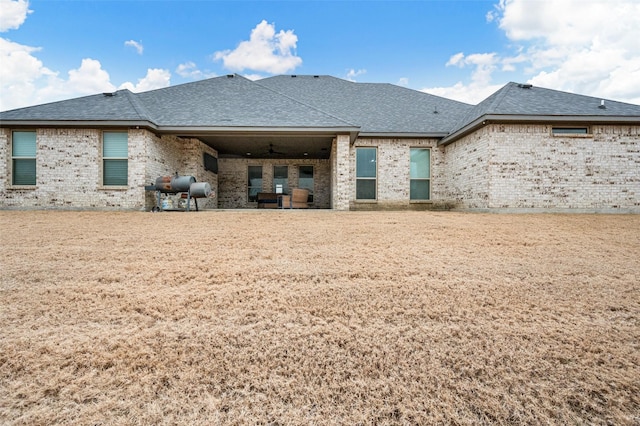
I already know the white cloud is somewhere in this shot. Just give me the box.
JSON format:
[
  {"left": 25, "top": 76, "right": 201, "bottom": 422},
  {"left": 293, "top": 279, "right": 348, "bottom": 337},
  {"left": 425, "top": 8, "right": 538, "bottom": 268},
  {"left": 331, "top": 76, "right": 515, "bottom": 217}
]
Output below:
[
  {"left": 2, "top": 55, "right": 122, "bottom": 111},
  {"left": 119, "top": 68, "right": 171, "bottom": 92},
  {"left": 176, "top": 61, "right": 201, "bottom": 78},
  {"left": 242, "top": 73, "right": 265, "bottom": 81},
  {"left": 67, "top": 58, "right": 115, "bottom": 93},
  {"left": 0, "top": 0, "right": 31, "bottom": 32},
  {"left": 0, "top": 38, "right": 54, "bottom": 110},
  {"left": 213, "top": 20, "right": 302, "bottom": 74},
  {"left": 175, "top": 61, "right": 217, "bottom": 80},
  {"left": 499, "top": 0, "right": 640, "bottom": 103},
  {"left": 421, "top": 52, "right": 502, "bottom": 104},
  {"left": 124, "top": 40, "right": 143, "bottom": 55},
  {"left": 424, "top": 0, "right": 640, "bottom": 105},
  {"left": 0, "top": 43, "right": 170, "bottom": 110},
  {"left": 36, "top": 58, "right": 116, "bottom": 102},
  {"left": 446, "top": 52, "right": 465, "bottom": 67},
  {"left": 0, "top": 1, "right": 171, "bottom": 110},
  {"left": 397, "top": 77, "right": 409, "bottom": 86},
  {"left": 422, "top": 82, "right": 502, "bottom": 105},
  {"left": 346, "top": 68, "right": 366, "bottom": 82}
]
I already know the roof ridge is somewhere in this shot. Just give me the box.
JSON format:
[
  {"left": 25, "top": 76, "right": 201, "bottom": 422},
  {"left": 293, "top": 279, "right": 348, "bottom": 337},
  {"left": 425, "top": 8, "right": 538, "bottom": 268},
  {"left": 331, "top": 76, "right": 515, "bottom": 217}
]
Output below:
[
  {"left": 252, "top": 78, "right": 360, "bottom": 128},
  {"left": 122, "top": 89, "right": 154, "bottom": 123},
  {"left": 485, "top": 82, "right": 515, "bottom": 112}
]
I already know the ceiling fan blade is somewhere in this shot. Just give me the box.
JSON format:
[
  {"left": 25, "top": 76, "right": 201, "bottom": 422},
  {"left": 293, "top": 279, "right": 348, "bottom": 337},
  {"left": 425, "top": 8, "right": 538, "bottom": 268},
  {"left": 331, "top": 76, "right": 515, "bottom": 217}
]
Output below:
[{"left": 267, "top": 144, "right": 285, "bottom": 155}]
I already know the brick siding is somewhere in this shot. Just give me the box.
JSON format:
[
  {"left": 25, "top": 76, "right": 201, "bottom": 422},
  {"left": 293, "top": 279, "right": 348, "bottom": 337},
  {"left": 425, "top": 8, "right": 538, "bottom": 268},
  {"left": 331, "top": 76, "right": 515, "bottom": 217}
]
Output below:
[
  {"left": 444, "top": 124, "right": 640, "bottom": 212},
  {"left": 217, "top": 158, "right": 331, "bottom": 209},
  {"left": 2, "top": 125, "right": 638, "bottom": 211},
  {"left": 0, "top": 129, "right": 218, "bottom": 210},
  {"left": 349, "top": 138, "right": 449, "bottom": 210}
]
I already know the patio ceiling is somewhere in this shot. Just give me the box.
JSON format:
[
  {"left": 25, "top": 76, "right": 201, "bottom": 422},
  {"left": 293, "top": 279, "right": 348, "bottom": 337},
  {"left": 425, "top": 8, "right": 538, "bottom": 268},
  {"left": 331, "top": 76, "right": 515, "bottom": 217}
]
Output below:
[{"left": 190, "top": 133, "right": 335, "bottom": 159}]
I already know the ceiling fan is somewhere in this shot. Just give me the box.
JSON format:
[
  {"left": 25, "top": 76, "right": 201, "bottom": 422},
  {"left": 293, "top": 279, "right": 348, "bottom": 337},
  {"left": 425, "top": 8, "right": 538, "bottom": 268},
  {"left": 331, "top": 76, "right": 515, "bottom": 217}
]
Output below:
[{"left": 265, "top": 143, "right": 285, "bottom": 155}]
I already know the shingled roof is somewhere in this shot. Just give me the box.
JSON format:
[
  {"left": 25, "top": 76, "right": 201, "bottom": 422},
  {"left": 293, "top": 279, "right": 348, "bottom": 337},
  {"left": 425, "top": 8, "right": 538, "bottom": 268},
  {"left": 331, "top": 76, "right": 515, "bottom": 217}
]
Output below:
[
  {"left": 440, "top": 82, "right": 640, "bottom": 145},
  {"left": 0, "top": 89, "right": 149, "bottom": 123},
  {"left": 257, "top": 75, "right": 473, "bottom": 135},
  {"left": 1, "top": 76, "right": 639, "bottom": 142},
  {"left": 0, "top": 75, "right": 356, "bottom": 131},
  {"left": 134, "top": 74, "right": 356, "bottom": 128}
]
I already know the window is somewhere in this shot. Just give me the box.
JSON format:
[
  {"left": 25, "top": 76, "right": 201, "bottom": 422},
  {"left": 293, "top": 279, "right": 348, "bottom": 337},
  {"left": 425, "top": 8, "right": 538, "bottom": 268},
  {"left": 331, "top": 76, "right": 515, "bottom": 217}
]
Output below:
[
  {"left": 12, "top": 131, "right": 37, "bottom": 185},
  {"left": 298, "top": 165, "right": 314, "bottom": 202},
  {"left": 273, "top": 165, "right": 288, "bottom": 194},
  {"left": 248, "top": 165, "right": 263, "bottom": 202},
  {"left": 356, "top": 147, "right": 376, "bottom": 200},
  {"left": 102, "top": 132, "right": 128, "bottom": 186},
  {"left": 410, "top": 148, "right": 430, "bottom": 200},
  {"left": 552, "top": 127, "right": 589, "bottom": 135}
]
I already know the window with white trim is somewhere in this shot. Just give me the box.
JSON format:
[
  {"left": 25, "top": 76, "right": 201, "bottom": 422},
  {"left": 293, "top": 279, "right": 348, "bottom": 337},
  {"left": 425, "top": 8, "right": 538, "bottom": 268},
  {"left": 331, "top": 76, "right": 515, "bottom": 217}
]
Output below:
[
  {"left": 356, "top": 147, "right": 377, "bottom": 200},
  {"left": 102, "top": 132, "right": 128, "bottom": 186},
  {"left": 12, "top": 131, "right": 36, "bottom": 186},
  {"left": 410, "top": 148, "right": 430, "bottom": 200}
]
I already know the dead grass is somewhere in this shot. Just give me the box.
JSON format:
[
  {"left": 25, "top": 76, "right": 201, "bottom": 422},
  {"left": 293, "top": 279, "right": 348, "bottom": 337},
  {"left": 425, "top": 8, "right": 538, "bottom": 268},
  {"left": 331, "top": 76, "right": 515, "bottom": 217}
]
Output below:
[{"left": 0, "top": 210, "right": 639, "bottom": 425}]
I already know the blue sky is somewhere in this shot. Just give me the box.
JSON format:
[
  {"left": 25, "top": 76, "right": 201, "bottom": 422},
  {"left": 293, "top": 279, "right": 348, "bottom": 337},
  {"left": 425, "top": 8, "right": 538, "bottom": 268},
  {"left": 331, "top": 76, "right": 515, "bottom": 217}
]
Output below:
[{"left": 1, "top": 0, "right": 639, "bottom": 110}]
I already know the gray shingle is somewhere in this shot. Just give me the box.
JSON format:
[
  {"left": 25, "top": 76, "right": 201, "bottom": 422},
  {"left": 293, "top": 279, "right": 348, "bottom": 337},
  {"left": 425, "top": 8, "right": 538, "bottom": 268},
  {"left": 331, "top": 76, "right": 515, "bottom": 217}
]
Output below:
[
  {"left": 3, "top": 77, "right": 638, "bottom": 138},
  {"left": 135, "top": 74, "right": 355, "bottom": 128},
  {"left": 451, "top": 82, "right": 640, "bottom": 133},
  {"left": 258, "top": 75, "right": 473, "bottom": 134},
  {"left": 0, "top": 90, "right": 146, "bottom": 122}
]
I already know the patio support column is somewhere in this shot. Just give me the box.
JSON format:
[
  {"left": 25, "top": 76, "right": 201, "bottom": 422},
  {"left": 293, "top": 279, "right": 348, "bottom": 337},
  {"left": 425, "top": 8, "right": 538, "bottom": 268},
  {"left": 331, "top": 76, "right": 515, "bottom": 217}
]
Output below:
[{"left": 331, "top": 134, "right": 351, "bottom": 210}]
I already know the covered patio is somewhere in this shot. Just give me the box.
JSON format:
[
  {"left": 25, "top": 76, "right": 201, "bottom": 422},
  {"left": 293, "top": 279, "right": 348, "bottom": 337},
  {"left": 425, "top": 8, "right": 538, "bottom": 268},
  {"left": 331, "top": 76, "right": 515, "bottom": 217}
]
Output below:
[{"left": 176, "top": 131, "right": 355, "bottom": 209}]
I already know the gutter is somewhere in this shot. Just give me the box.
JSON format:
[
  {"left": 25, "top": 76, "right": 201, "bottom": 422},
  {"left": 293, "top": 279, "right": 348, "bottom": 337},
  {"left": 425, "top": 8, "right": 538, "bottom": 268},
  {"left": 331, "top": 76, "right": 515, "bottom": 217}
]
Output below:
[
  {"left": 161, "top": 126, "right": 361, "bottom": 143},
  {"left": 0, "top": 120, "right": 158, "bottom": 130},
  {"left": 358, "top": 132, "right": 449, "bottom": 139},
  {"left": 0, "top": 120, "right": 362, "bottom": 142}
]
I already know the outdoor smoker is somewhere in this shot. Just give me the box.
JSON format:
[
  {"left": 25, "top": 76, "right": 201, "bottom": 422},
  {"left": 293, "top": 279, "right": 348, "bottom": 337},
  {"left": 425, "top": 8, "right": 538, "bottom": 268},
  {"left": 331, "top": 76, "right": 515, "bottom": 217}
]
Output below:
[{"left": 146, "top": 174, "right": 212, "bottom": 212}]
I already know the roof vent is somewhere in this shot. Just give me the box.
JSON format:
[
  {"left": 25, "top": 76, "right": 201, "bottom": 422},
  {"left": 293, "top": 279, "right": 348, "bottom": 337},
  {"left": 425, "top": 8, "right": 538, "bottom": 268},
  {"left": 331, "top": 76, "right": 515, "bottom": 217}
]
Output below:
[
  {"left": 226, "top": 74, "right": 234, "bottom": 78},
  {"left": 103, "top": 92, "right": 116, "bottom": 97},
  {"left": 313, "top": 75, "right": 320, "bottom": 78},
  {"left": 599, "top": 100, "right": 606, "bottom": 109},
  {"left": 517, "top": 83, "right": 533, "bottom": 89},
  {"left": 433, "top": 106, "right": 439, "bottom": 114},
  {"left": 291, "top": 75, "right": 297, "bottom": 78}
]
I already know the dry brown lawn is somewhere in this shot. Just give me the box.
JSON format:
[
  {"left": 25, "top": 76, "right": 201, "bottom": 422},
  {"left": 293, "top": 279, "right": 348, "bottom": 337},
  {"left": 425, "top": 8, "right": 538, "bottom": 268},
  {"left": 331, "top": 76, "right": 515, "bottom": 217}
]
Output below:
[{"left": 1, "top": 210, "right": 639, "bottom": 425}]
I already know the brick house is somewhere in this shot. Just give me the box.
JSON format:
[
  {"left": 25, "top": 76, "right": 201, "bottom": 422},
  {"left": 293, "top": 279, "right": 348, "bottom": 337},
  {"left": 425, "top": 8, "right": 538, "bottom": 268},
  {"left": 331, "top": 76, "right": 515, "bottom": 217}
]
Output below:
[{"left": 1, "top": 74, "right": 639, "bottom": 211}]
